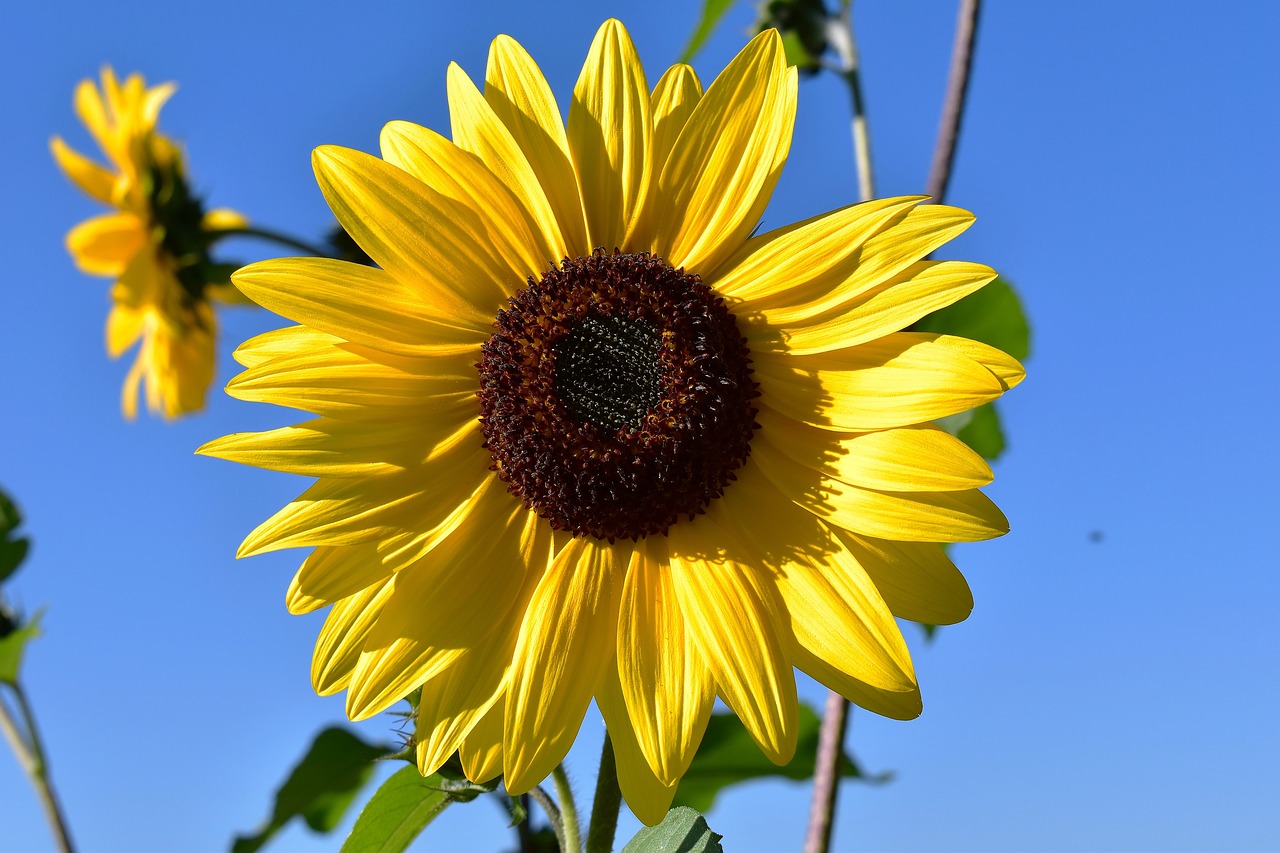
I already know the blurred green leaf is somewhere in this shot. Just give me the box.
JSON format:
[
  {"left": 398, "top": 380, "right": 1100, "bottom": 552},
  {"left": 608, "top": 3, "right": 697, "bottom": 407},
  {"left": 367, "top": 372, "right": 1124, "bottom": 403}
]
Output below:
[
  {"left": 679, "top": 0, "right": 736, "bottom": 63},
  {"left": 756, "top": 0, "right": 830, "bottom": 73},
  {"left": 0, "top": 488, "right": 31, "bottom": 584},
  {"left": 232, "top": 727, "right": 390, "bottom": 853},
  {"left": 956, "top": 402, "right": 1006, "bottom": 459},
  {"left": 0, "top": 612, "right": 41, "bottom": 684},
  {"left": 340, "top": 766, "right": 457, "bottom": 853},
  {"left": 672, "top": 704, "right": 888, "bottom": 813},
  {"left": 622, "top": 806, "right": 723, "bottom": 853},
  {"left": 913, "top": 275, "right": 1030, "bottom": 361}
]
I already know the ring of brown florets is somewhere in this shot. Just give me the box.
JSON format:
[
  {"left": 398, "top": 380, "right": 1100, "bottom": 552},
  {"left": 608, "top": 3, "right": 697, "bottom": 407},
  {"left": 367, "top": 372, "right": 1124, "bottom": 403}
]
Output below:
[{"left": 477, "top": 249, "right": 759, "bottom": 541}]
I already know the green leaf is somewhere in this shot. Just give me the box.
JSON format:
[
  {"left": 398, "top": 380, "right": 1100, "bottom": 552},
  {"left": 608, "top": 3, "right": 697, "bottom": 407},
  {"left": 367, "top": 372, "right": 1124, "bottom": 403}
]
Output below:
[
  {"left": 755, "top": 0, "right": 830, "bottom": 73},
  {"left": 0, "top": 612, "right": 40, "bottom": 684},
  {"left": 622, "top": 806, "right": 723, "bottom": 853},
  {"left": 0, "top": 488, "right": 31, "bottom": 585},
  {"left": 232, "top": 727, "right": 390, "bottom": 853},
  {"left": 913, "top": 275, "right": 1030, "bottom": 361},
  {"left": 672, "top": 704, "right": 888, "bottom": 814},
  {"left": 340, "top": 766, "right": 459, "bottom": 853},
  {"left": 956, "top": 402, "right": 1006, "bottom": 459},
  {"left": 678, "top": 0, "right": 736, "bottom": 63}
]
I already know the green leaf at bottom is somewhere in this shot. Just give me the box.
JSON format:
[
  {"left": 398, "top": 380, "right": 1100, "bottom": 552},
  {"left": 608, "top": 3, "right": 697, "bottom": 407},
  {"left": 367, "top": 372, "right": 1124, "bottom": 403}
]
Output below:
[
  {"left": 341, "top": 765, "right": 456, "bottom": 853},
  {"left": 622, "top": 806, "right": 723, "bottom": 853},
  {"left": 232, "top": 727, "right": 389, "bottom": 853}
]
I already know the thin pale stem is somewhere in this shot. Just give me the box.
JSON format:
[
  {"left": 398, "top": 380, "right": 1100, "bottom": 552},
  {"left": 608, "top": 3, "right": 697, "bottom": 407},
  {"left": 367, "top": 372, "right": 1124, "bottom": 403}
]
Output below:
[
  {"left": 926, "top": 0, "right": 983, "bottom": 203},
  {"left": 585, "top": 733, "right": 621, "bottom": 853},
  {"left": 529, "top": 784, "right": 565, "bottom": 848},
  {"left": 1, "top": 684, "right": 74, "bottom": 853},
  {"left": 827, "top": 2, "right": 876, "bottom": 203},
  {"left": 206, "top": 225, "right": 331, "bottom": 258},
  {"left": 551, "top": 765, "right": 582, "bottom": 852}
]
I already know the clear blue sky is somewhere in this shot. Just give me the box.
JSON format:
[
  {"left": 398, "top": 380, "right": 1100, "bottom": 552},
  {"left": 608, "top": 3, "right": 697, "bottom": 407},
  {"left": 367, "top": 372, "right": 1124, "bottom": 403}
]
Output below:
[{"left": 4, "top": 1, "right": 1279, "bottom": 850}]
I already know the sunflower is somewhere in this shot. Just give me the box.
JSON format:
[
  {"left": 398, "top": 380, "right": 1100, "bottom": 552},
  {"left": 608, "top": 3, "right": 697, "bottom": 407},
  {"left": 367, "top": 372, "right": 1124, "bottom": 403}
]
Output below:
[
  {"left": 200, "top": 21, "right": 1023, "bottom": 824},
  {"left": 53, "top": 67, "right": 246, "bottom": 419}
]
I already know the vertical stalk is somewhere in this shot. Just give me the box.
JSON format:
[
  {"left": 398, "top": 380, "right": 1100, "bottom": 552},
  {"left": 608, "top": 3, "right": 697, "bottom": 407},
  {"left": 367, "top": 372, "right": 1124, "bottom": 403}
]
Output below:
[
  {"left": 1, "top": 684, "right": 74, "bottom": 853},
  {"left": 926, "top": 0, "right": 983, "bottom": 203},
  {"left": 551, "top": 765, "right": 582, "bottom": 852},
  {"left": 826, "top": 1, "right": 876, "bottom": 204},
  {"left": 585, "top": 733, "right": 622, "bottom": 853}
]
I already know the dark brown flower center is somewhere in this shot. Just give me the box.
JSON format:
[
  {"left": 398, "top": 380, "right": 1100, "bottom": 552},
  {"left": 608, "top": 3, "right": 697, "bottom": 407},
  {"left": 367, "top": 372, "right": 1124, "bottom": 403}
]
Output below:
[{"left": 477, "top": 250, "right": 758, "bottom": 541}]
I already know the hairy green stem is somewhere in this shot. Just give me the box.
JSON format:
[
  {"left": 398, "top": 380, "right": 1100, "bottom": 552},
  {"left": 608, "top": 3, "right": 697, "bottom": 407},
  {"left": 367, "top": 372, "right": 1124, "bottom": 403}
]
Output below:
[
  {"left": 585, "top": 733, "right": 621, "bottom": 853},
  {"left": 551, "top": 765, "right": 582, "bottom": 852},
  {"left": 529, "top": 784, "right": 564, "bottom": 847},
  {"left": 206, "top": 224, "right": 331, "bottom": 258},
  {"left": 1, "top": 684, "right": 74, "bottom": 853}
]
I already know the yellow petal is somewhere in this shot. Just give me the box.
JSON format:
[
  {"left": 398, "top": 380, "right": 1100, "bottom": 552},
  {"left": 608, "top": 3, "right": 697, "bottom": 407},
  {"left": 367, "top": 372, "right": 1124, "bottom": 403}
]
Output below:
[
  {"left": 617, "top": 536, "right": 715, "bottom": 785},
  {"left": 596, "top": 662, "right": 679, "bottom": 826},
  {"left": 311, "top": 579, "right": 396, "bottom": 696},
  {"left": 445, "top": 64, "right": 567, "bottom": 263},
  {"left": 379, "top": 119, "right": 559, "bottom": 280},
  {"left": 460, "top": 698, "right": 506, "bottom": 783},
  {"left": 756, "top": 408, "right": 993, "bottom": 492},
  {"left": 754, "top": 261, "right": 997, "bottom": 355},
  {"left": 346, "top": 504, "right": 542, "bottom": 721},
  {"left": 834, "top": 530, "right": 973, "bottom": 626},
  {"left": 106, "top": 304, "right": 144, "bottom": 357},
  {"left": 231, "top": 325, "right": 344, "bottom": 367},
  {"left": 789, "top": 645, "right": 923, "bottom": 721},
  {"left": 202, "top": 207, "right": 248, "bottom": 230},
  {"left": 232, "top": 257, "right": 487, "bottom": 357},
  {"left": 926, "top": 333, "right": 1026, "bottom": 389},
  {"left": 66, "top": 211, "right": 146, "bottom": 276},
  {"left": 753, "top": 443, "right": 1009, "bottom": 542},
  {"left": 485, "top": 34, "right": 589, "bottom": 255},
  {"left": 504, "top": 537, "right": 626, "bottom": 793},
  {"left": 755, "top": 333, "right": 1007, "bottom": 431},
  {"left": 650, "top": 30, "right": 794, "bottom": 276},
  {"left": 50, "top": 136, "right": 117, "bottom": 204},
  {"left": 567, "top": 19, "right": 651, "bottom": 251},
  {"left": 311, "top": 145, "right": 519, "bottom": 326},
  {"left": 668, "top": 517, "right": 798, "bottom": 765},
  {"left": 649, "top": 64, "right": 703, "bottom": 177}
]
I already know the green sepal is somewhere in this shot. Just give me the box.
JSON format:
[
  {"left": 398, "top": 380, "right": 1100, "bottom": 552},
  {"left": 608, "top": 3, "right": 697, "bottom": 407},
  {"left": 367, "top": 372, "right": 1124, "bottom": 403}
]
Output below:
[
  {"left": 0, "top": 488, "right": 30, "bottom": 585},
  {"left": 0, "top": 611, "right": 41, "bottom": 684},
  {"left": 622, "top": 807, "right": 723, "bottom": 853},
  {"left": 673, "top": 703, "right": 889, "bottom": 814},
  {"left": 231, "top": 727, "right": 391, "bottom": 853}
]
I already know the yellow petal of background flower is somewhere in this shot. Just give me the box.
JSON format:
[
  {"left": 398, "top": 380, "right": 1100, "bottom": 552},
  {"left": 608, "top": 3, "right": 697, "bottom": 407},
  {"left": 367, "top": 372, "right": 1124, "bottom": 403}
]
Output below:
[
  {"left": 755, "top": 261, "right": 997, "bottom": 355},
  {"left": 755, "top": 333, "right": 1007, "bottom": 431},
  {"left": 597, "top": 662, "right": 678, "bottom": 826},
  {"left": 50, "top": 136, "right": 117, "bottom": 204},
  {"left": 233, "top": 257, "right": 486, "bottom": 357},
  {"left": 485, "top": 34, "right": 589, "bottom": 256},
  {"left": 445, "top": 64, "right": 568, "bottom": 262},
  {"left": 311, "top": 579, "right": 395, "bottom": 696},
  {"left": 504, "top": 537, "right": 625, "bottom": 794},
  {"left": 379, "top": 119, "right": 559, "bottom": 280},
  {"left": 312, "top": 145, "right": 520, "bottom": 326},
  {"left": 66, "top": 211, "right": 146, "bottom": 276},
  {"left": 617, "top": 536, "right": 715, "bottom": 785},
  {"left": 567, "top": 19, "right": 650, "bottom": 251},
  {"left": 105, "top": 304, "right": 144, "bottom": 357},
  {"left": 756, "top": 408, "right": 993, "bottom": 492},
  {"left": 669, "top": 518, "right": 798, "bottom": 765},
  {"left": 833, "top": 529, "right": 974, "bottom": 626},
  {"left": 754, "top": 442, "right": 1009, "bottom": 542},
  {"left": 650, "top": 30, "right": 794, "bottom": 275}
]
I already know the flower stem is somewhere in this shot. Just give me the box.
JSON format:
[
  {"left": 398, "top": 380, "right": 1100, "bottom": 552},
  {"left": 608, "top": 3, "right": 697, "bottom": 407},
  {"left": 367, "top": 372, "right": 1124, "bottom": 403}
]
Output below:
[
  {"left": 529, "top": 784, "right": 564, "bottom": 846},
  {"left": 585, "top": 733, "right": 621, "bottom": 853},
  {"left": 551, "top": 765, "right": 582, "bottom": 852},
  {"left": 926, "top": 0, "right": 983, "bottom": 203},
  {"left": 206, "top": 225, "right": 332, "bottom": 258},
  {"left": 826, "top": 1, "right": 876, "bottom": 203},
  {"left": 0, "top": 684, "right": 74, "bottom": 853}
]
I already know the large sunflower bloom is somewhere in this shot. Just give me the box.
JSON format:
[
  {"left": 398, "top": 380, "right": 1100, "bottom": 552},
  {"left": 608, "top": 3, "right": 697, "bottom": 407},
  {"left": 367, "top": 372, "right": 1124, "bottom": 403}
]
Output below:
[
  {"left": 53, "top": 67, "right": 245, "bottom": 419},
  {"left": 201, "top": 21, "right": 1023, "bottom": 824}
]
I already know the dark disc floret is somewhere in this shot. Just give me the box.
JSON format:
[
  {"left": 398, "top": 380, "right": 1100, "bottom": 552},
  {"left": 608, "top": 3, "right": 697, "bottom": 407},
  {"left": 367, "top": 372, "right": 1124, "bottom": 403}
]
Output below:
[{"left": 477, "top": 250, "right": 759, "bottom": 541}]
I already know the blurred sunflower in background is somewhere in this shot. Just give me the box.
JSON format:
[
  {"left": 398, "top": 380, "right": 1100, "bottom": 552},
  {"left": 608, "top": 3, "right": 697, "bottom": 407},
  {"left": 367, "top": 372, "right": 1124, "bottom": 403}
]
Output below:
[
  {"left": 201, "top": 20, "right": 1023, "bottom": 824},
  {"left": 53, "top": 67, "right": 246, "bottom": 419}
]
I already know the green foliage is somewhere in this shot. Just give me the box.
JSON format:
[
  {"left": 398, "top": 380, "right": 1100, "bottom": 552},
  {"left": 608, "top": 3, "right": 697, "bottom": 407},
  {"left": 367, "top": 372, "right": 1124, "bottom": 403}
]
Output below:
[
  {"left": 339, "top": 766, "right": 457, "bottom": 853},
  {"left": 755, "top": 0, "right": 831, "bottom": 73},
  {"left": 0, "top": 488, "right": 31, "bottom": 585},
  {"left": 672, "top": 703, "right": 888, "bottom": 814},
  {"left": 622, "top": 807, "right": 723, "bottom": 853},
  {"left": 232, "top": 727, "right": 390, "bottom": 853},
  {"left": 0, "top": 612, "right": 41, "bottom": 684},
  {"left": 678, "top": 0, "right": 736, "bottom": 63},
  {"left": 914, "top": 275, "right": 1030, "bottom": 460}
]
